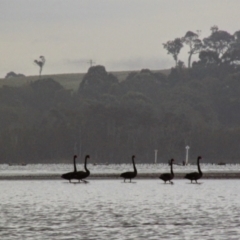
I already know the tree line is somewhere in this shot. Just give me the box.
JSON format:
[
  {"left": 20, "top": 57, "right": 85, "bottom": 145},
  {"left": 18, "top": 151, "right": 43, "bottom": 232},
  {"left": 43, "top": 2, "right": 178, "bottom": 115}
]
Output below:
[
  {"left": 1, "top": 25, "right": 240, "bottom": 164},
  {"left": 0, "top": 63, "right": 240, "bottom": 164},
  {"left": 163, "top": 25, "right": 240, "bottom": 69}
]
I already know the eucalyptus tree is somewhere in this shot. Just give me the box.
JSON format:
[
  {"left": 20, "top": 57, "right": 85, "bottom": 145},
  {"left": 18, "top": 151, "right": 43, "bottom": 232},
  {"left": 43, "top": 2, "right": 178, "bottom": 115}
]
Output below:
[
  {"left": 203, "top": 26, "right": 234, "bottom": 61},
  {"left": 222, "top": 30, "right": 240, "bottom": 66},
  {"left": 163, "top": 38, "right": 183, "bottom": 67},
  {"left": 34, "top": 56, "right": 46, "bottom": 78},
  {"left": 182, "top": 31, "right": 203, "bottom": 68}
]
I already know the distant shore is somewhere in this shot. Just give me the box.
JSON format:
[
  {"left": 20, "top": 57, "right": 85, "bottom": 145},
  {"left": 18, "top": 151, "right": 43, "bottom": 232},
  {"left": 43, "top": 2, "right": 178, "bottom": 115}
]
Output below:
[{"left": 1, "top": 172, "right": 240, "bottom": 180}]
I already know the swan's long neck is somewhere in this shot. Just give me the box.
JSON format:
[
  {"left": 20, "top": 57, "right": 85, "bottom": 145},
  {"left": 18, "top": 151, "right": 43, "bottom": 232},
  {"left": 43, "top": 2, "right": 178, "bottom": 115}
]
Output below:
[
  {"left": 197, "top": 158, "right": 202, "bottom": 175},
  {"left": 74, "top": 157, "right": 77, "bottom": 172},
  {"left": 170, "top": 161, "right": 174, "bottom": 176},
  {"left": 132, "top": 158, "right": 137, "bottom": 173},
  {"left": 84, "top": 157, "right": 89, "bottom": 173}
]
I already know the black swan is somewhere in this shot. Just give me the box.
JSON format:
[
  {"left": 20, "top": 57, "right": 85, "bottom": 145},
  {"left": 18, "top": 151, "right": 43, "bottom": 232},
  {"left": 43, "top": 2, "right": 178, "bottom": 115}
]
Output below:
[
  {"left": 61, "top": 155, "right": 78, "bottom": 182},
  {"left": 159, "top": 159, "right": 174, "bottom": 184},
  {"left": 120, "top": 155, "right": 137, "bottom": 182},
  {"left": 184, "top": 156, "right": 202, "bottom": 183},
  {"left": 75, "top": 155, "right": 90, "bottom": 183}
]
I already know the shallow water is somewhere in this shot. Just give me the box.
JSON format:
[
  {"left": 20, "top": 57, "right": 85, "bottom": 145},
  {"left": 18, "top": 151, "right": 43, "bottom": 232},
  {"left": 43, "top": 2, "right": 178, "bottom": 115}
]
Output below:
[
  {"left": 1, "top": 163, "right": 240, "bottom": 177},
  {"left": 1, "top": 179, "right": 240, "bottom": 239}
]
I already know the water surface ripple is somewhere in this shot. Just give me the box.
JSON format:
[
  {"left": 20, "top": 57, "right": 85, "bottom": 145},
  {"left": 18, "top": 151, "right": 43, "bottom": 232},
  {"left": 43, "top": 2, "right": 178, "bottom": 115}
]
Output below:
[{"left": 0, "top": 180, "right": 240, "bottom": 239}]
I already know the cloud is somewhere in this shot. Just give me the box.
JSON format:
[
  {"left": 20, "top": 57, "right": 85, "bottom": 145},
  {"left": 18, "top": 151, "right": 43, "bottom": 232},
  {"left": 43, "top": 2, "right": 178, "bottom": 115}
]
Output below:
[
  {"left": 1, "top": 0, "right": 240, "bottom": 78},
  {"left": 104, "top": 57, "right": 173, "bottom": 71},
  {"left": 63, "top": 58, "right": 90, "bottom": 66}
]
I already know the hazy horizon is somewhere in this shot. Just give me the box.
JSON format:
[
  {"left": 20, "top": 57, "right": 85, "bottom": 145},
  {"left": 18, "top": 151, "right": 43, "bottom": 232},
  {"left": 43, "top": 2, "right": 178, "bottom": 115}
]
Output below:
[{"left": 1, "top": 0, "right": 240, "bottom": 78}]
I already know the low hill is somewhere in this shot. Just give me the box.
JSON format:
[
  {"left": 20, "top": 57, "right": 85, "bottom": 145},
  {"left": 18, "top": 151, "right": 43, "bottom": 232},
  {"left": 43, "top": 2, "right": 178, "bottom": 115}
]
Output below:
[
  {"left": 2, "top": 65, "right": 239, "bottom": 163},
  {"left": 0, "top": 69, "right": 170, "bottom": 90}
]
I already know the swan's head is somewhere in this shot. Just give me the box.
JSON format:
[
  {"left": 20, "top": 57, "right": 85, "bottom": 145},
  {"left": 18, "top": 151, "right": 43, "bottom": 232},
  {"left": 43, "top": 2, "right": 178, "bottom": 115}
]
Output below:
[
  {"left": 74, "top": 155, "right": 77, "bottom": 159},
  {"left": 85, "top": 155, "right": 90, "bottom": 159},
  {"left": 168, "top": 159, "right": 174, "bottom": 165},
  {"left": 198, "top": 156, "right": 202, "bottom": 160},
  {"left": 132, "top": 155, "right": 135, "bottom": 159}
]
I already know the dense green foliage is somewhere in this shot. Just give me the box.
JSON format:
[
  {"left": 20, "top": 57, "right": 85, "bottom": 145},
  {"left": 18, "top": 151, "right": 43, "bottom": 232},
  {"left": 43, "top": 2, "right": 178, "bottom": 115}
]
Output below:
[{"left": 0, "top": 63, "right": 240, "bottom": 164}]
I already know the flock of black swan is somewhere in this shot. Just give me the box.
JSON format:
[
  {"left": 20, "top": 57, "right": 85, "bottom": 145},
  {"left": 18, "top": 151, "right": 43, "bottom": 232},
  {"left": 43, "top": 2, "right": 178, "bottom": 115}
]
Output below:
[
  {"left": 61, "top": 155, "right": 203, "bottom": 184},
  {"left": 61, "top": 155, "right": 90, "bottom": 183}
]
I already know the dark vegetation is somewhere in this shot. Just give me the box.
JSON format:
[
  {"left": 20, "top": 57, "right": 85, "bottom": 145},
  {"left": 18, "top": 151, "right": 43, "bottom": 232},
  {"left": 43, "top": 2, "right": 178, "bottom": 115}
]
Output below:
[
  {"left": 1, "top": 26, "right": 240, "bottom": 164},
  {"left": 5, "top": 72, "right": 25, "bottom": 78}
]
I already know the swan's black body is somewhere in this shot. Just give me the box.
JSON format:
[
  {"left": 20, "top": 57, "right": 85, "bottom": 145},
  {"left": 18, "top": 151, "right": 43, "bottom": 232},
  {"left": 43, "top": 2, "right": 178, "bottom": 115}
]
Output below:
[
  {"left": 120, "top": 155, "right": 137, "bottom": 182},
  {"left": 61, "top": 155, "right": 78, "bottom": 182},
  {"left": 184, "top": 156, "right": 202, "bottom": 183},
  {"left": 75, "top": 155, "right": 90, "bottom": 183},
  {"left": 159, "top": 159, "right": 174, "bottom": 183}
]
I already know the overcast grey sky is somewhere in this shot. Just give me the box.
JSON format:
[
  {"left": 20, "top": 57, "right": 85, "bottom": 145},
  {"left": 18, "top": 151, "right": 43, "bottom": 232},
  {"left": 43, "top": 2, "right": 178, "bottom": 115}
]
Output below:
[{"left": 1, "top": 0, "right": 240, "bottom": 77}]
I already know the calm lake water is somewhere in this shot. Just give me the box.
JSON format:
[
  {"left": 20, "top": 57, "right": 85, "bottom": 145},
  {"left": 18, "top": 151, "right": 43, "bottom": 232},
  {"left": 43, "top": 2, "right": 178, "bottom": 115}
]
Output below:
[{"left": 1, "top": 179, "right": 240, "bottom": 239}]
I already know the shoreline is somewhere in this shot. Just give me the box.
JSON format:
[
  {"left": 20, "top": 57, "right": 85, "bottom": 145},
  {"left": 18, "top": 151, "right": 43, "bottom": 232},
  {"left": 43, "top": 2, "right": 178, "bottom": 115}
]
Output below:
[{"left": 1, "top": 172, "right": 240, "bottom": 180}]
